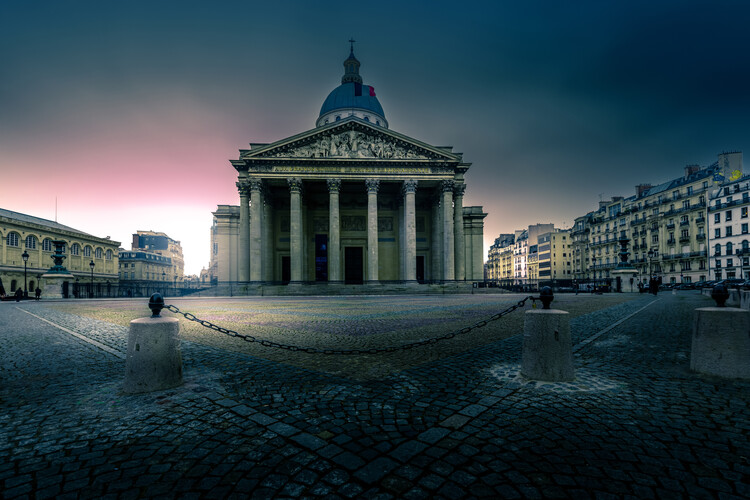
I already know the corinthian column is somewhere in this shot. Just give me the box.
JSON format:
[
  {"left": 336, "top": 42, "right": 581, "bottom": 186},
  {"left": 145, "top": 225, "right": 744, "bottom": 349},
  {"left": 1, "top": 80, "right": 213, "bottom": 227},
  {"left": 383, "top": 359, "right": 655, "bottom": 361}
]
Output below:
[
  {"left": 288, "top": 178, "right": 303, "bottom": 284},
  {"left": 263, "top": 192, "right": 273, "bottom": 282},
  {"left": 236, "top": 179, "right": 250, "bottom": 283},
  {"left": 366, "top": 179, "right": 380, "bottom": 283},
  {"left": 249, "top": 179, "right": 263, "bottom": 283},
  {"left": 453, "top": 183, "right": 466, "bottom": 281},
  {"left": 328, "top": 179, "right": 342, "bottom": 283},
  {"left": 431, "top": 191, "right": 442, "bottom": 282},
  {"left": 403, "top": 180, "right": 418, "bottom": 283},
  {"left": 441, "top": 180, "right": 455, "bottom": 281}
]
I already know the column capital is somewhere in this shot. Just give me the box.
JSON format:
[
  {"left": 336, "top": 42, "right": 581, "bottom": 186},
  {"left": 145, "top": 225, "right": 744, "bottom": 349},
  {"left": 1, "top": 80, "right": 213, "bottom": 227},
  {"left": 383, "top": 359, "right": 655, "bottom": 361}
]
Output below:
[
  {"left": 453, "top": 183, "right": 466, "bottom": 197},
  {"left": 236, "top": 179, "right": 250, "bottom": 196},
  {"left": 365, "top": 178, "right": 380, "bottom": 194},
  {"left": 402, "top": 179, "right": 418, "bottom": 194},
  {"left": 287, "top": 177, "right": 303, "bottom": 194},
  {"left": 248, "top": 179, "right": 263, "bottom": 192},
  {"left": 327, "top": 178, "right": 342, "bottom": 193},
  {"left": 440, "top": 180, "right": 455, "bottom": 193}
]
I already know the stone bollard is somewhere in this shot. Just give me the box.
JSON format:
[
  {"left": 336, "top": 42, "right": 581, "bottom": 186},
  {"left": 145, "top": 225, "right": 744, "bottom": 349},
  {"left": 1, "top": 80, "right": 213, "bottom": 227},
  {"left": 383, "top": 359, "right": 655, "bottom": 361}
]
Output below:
[
  {"left": 123, "top": 293, "right": 183, "bottom": 394},
  {"left": 691, "top": 285, "right": 750, "bottom": 380},
  {"left": 521, "top": 287, "right": 575, "bottom": 382}
]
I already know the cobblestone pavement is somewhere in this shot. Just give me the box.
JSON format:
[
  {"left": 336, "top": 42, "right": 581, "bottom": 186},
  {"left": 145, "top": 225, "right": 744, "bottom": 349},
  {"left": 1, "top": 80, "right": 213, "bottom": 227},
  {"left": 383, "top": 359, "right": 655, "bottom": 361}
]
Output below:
[{"left": 1, "top": 292, "right": 749, "bottom": 499}]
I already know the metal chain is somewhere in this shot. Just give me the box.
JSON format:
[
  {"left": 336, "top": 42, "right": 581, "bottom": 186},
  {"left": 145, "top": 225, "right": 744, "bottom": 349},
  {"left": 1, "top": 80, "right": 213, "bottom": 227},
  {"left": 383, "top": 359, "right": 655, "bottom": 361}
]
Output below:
[{"left": 164, "top": 295, "right": 534, "bottom": 355}]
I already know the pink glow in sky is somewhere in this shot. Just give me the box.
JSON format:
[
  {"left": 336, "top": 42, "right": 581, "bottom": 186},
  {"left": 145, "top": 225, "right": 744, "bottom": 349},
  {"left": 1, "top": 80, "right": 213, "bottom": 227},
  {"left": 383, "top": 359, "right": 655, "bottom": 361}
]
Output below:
[{"left": 3, "top": 1, "right": 749, "bottom": 275}]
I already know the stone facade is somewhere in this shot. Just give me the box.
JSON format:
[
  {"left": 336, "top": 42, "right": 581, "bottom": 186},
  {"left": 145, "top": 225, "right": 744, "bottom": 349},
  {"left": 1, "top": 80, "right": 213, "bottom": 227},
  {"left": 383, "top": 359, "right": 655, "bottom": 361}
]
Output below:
[
  {"left": 0, "top": 208, "right": 119, "bottom": 298},
  {"left": 209, "top": 49, "right": 486, "bottom": 289}
]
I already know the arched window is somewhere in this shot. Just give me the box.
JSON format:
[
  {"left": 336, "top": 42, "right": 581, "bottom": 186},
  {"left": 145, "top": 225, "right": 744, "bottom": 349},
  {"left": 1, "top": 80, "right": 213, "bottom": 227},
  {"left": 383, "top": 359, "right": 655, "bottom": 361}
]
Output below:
[
  {"left": 71, "top": 243, "right": 80, "bottom": 256},
  {"left": 727, "top": 242, "right": 734, "bottom": 255},
  {"left": 335, "top": 116, "right": 340, "bottom": 121},
  {"left": 106, "top": 249, "right": 113, "bottom": 260},
  {"left": 715, "top": 243, "right": 721, "bottom": 255},
  {"left": 25, "top": 235, "right": 37, "bottom": 250},
  {"left": 43, "top": 238, "right": 53, "bottom": 252},
  {"left": 743, "top": 240, "right": 750, "bottom": 251},
  {"left": 7, "top": 232, "right": 19, "bottom": 247},
  {"left": 83, "top": 246, "right": 92, "bottom": 257},
  {"left": 363, "top": 116, "right": 370, "bottom": 122},
  {"left": 95, "top": 248, "right": 102, "bottom": 259}
]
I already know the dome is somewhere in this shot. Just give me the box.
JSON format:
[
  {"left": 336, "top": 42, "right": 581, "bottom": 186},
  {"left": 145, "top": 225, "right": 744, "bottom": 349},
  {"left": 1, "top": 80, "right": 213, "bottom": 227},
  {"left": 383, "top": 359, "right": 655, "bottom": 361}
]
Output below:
[{"left": 316, "top": 45, "right": 388, "bottom": 128}]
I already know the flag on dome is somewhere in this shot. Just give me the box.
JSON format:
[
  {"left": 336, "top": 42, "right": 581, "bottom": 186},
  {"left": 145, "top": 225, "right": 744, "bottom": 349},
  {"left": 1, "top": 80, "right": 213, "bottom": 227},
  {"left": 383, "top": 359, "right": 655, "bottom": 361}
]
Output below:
[{"left": 354, "top": 83, "right": 376, "bottom": 97}]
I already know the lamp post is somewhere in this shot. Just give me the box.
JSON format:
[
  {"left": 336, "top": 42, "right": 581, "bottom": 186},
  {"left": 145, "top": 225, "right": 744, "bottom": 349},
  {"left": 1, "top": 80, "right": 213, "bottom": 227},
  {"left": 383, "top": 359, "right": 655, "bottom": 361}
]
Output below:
[
  {"left": 22, "top": 250, "right": 29, "bottom": 299},
  {"left": 89, "top": 260, "right": 95, "bottom": 298},
  {"left": 647, "top": 248, "right": 657, "bottom": 277},
  {"left": 591, "top": 256, "right": 597, "bottom": 292}
]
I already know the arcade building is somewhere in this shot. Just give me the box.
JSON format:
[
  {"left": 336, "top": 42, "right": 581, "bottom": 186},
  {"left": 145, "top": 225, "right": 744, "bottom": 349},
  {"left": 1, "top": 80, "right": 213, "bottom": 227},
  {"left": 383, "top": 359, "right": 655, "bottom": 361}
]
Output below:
[{"left": 210, "top": 47, "right": 486, "bottom": 288}]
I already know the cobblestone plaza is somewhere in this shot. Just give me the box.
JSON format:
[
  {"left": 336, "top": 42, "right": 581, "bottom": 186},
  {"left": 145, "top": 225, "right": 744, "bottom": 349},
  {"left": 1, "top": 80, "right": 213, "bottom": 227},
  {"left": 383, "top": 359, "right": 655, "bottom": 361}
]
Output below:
[{"left": 1, "top": 292, "right": 749, "bottom": 498}]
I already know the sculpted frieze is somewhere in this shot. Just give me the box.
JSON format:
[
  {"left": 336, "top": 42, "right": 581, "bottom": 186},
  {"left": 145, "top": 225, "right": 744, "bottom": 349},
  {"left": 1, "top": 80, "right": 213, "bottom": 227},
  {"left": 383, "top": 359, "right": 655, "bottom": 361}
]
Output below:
[{"left": 265, "top": 130, "right": 435, "bottom": 160}]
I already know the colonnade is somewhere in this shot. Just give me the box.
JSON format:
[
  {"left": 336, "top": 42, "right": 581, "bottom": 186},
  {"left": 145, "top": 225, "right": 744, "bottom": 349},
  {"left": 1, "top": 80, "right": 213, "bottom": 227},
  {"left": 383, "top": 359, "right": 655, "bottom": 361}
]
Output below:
[{"left": 236, "top": 177, "right": 467, "bottom": 284}]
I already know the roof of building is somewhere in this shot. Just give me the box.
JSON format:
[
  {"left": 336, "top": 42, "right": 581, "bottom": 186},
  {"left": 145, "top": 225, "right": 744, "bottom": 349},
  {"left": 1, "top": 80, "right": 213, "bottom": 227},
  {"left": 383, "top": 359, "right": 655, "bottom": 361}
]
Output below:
[
  {"left": 639, "top": 162, "right": 719, "bottom": 199},
  {"left": 318, "top": 47, "right": 386, "bottom": 125},
  {"left": 0, "top": 208, "right": 94, "bottom": 237}
]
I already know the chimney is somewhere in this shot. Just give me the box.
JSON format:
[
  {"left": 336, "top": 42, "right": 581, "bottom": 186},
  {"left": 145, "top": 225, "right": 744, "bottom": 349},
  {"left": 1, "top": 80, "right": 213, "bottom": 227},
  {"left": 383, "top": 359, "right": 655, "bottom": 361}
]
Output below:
[
  {"left": 684, "top": 165, "right": 700, "bottom": 178},
  {"left": 636, "top": 184, "right": 652, "bottom": 197}
]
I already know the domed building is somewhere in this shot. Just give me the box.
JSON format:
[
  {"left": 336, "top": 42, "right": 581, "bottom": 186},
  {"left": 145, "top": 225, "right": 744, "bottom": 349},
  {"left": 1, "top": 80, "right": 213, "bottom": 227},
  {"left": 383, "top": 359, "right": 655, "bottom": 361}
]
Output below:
[{"left": 210, "top": 46, "right": 486, "bottom": 290}]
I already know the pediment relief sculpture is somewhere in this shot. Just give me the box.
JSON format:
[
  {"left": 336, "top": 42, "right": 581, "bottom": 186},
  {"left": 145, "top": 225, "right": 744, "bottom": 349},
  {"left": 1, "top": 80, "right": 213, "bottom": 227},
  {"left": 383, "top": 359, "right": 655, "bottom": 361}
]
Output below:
[{"left": 262, "top": 130, "right": 438, "bottom": 160}]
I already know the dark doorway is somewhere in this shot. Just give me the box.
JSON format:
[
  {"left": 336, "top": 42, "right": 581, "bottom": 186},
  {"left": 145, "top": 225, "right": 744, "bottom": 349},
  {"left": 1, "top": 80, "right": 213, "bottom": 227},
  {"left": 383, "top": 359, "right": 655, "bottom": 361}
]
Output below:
[
  {"left": 344, "top": 247, "right": 364, "bottom": 284},
  {"left": 62, "top": 281, "right": 69, "bottom": 298},
  {"left": 281, "top": 256, "right": 291, "bottom": 284},
  {"left": 416, "top": 256, "right": 425, "bottom": 283},
  {"left": 315, "top": 234, "right": 328, "bottom": 282}
]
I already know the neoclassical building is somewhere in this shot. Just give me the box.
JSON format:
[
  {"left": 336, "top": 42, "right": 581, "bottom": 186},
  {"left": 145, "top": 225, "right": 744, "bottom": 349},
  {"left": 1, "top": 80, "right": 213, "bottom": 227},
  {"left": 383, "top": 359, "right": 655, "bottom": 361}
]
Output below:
[
  {"left": 211, "top": 47, "right": 486, "bottom": 287},
  {"left": 0, "top": 208, "right": 120, "bottom": 298}
]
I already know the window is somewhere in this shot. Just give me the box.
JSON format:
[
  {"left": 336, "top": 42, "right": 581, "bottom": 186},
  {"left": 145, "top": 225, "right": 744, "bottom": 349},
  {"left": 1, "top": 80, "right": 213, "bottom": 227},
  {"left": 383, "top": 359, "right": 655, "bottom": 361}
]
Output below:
[
  {"left": 727, "top": 258, "right": 734, "bottom": 268},
  {"left": 95, "top": 248, "right": 102, "bottom": 259},
  {"left": 83, "top": 246, "right": 91, "bottom": 257},
  {"left": 681, "top": 229, "right": 689, "bottom": 239},
  {"left": 743, "top": 207, "right": 748, "bottom": 218},
  {"left": 25, "top": 235, "right": 36, "bottom": 249},
  {"left": 726, "top": 211, "right": 733, "bottom": 221},
  {"left": 715, "top": 244, "right": 721, "bottom": 256},
  {"left": 727, "top": 227, "right": 733, "bottom": 237},
  {"left": 715, "top": 213, "right": 721, "bottom": 223},
  {"left": 652, "top": 234, "right": 659, "bottom": 244},
  {"left": 687, "top": 186, "right": 693, "bottom": 195},
  {"left": 106, "top": 249, "right": 112, "bottom": 260},
  {"left": 7, "top": 232, "right": 19, "bottom": 247},
  {"left": 683, "top": 200, "right": 690, "bottom": 209},
  {"left": 743, "top": 224, "right": 748, "bottom": 234},
  {"left": 744, "top": 240, "right": 750, "bottom": 251},
  {"left": 716, "top": 259, "right": 722, "bottom": 268},
  {"left": 727, "top": 242, "right": 734, "bottom": 255},
  {"left": 43, "top": 239, "right": 53, "bottom": 252},
  {"left": 715, "top": 228, "right": 721, "bottom": 238}
]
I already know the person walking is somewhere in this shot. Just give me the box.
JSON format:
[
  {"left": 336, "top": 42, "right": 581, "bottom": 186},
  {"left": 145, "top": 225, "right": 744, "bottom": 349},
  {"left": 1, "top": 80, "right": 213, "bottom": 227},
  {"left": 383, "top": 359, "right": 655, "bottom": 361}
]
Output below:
[
  {"left": 14, "top": 288, "right": 23, "bottom": 302},
  {"left": 35, "top": 287, "right": 41, "bottom": 300}
]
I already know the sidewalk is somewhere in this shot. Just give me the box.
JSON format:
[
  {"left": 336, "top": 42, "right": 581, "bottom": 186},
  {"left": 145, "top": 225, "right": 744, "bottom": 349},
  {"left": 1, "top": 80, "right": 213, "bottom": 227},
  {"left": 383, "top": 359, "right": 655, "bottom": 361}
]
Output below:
[{"left": 1, "top": 292, "right": 748, "bottom": 498}]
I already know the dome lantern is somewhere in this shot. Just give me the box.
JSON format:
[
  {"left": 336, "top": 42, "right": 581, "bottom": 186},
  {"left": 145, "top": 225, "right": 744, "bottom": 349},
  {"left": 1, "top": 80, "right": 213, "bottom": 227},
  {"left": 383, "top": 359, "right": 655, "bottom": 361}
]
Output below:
[{"left": 316, "top": 41, "right": 388, "bottom": 128}]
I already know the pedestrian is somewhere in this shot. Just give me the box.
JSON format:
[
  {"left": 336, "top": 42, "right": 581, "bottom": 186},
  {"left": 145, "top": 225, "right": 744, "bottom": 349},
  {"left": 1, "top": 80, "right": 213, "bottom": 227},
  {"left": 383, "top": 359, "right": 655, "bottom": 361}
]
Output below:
[
  {"left": 35, "top": 287, "right": 41, "bottom": 300},
  {"left": 14, "top": 288, "right": 23, "bottom": 302}
]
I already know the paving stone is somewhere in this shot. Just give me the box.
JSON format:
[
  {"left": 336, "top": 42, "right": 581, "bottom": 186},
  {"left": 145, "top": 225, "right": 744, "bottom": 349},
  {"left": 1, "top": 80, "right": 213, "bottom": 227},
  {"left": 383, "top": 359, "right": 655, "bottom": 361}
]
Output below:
[{"left": 0, "top": 294, "right": 746, "bottom": 499}]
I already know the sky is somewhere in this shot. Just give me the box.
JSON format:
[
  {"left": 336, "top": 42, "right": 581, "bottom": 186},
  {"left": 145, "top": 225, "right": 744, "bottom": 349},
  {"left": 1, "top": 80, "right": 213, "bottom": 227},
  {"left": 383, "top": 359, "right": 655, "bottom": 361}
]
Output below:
[{"left": 2, "top": 1, "right": 750, "bottom": 275}]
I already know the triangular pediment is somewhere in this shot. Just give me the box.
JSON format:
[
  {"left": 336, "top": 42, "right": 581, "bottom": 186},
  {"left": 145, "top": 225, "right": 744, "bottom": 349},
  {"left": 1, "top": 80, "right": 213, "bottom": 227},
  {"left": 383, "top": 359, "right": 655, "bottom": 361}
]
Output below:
[{"left": 240, "top": 117, "right": 461, "bottom": 162}]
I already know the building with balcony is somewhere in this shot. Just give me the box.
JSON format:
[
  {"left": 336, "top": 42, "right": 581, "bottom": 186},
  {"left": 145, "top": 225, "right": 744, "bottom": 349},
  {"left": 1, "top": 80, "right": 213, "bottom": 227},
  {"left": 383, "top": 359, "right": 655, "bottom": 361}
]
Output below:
[
  {"left": 707, "top": 171, "right": 750, "bottom": 280},
  {"left": 131, "top": 230, "right": 184, "bottom": 285}
]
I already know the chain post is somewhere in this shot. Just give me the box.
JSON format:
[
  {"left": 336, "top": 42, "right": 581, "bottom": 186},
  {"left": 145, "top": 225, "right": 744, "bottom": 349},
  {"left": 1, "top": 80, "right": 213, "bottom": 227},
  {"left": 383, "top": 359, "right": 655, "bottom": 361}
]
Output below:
[{"left": 162, "top": 295, "right": 534, "bottom": 355}]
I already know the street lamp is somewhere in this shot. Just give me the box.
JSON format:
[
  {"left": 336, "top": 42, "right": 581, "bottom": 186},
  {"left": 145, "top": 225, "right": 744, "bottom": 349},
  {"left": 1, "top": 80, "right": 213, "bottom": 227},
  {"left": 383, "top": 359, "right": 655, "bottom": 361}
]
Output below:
[
  {"left": 89, "top": 260, "right": 95, "bottom": 298},
  {"left": 22, "top": 250, "right": 29, "bottom": 299},
  {"left": 591, "top": 256, "right": 597, "bottom": 292},
  {"left": 647, "top": 248, "right": 657, "bottom": 277}
]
